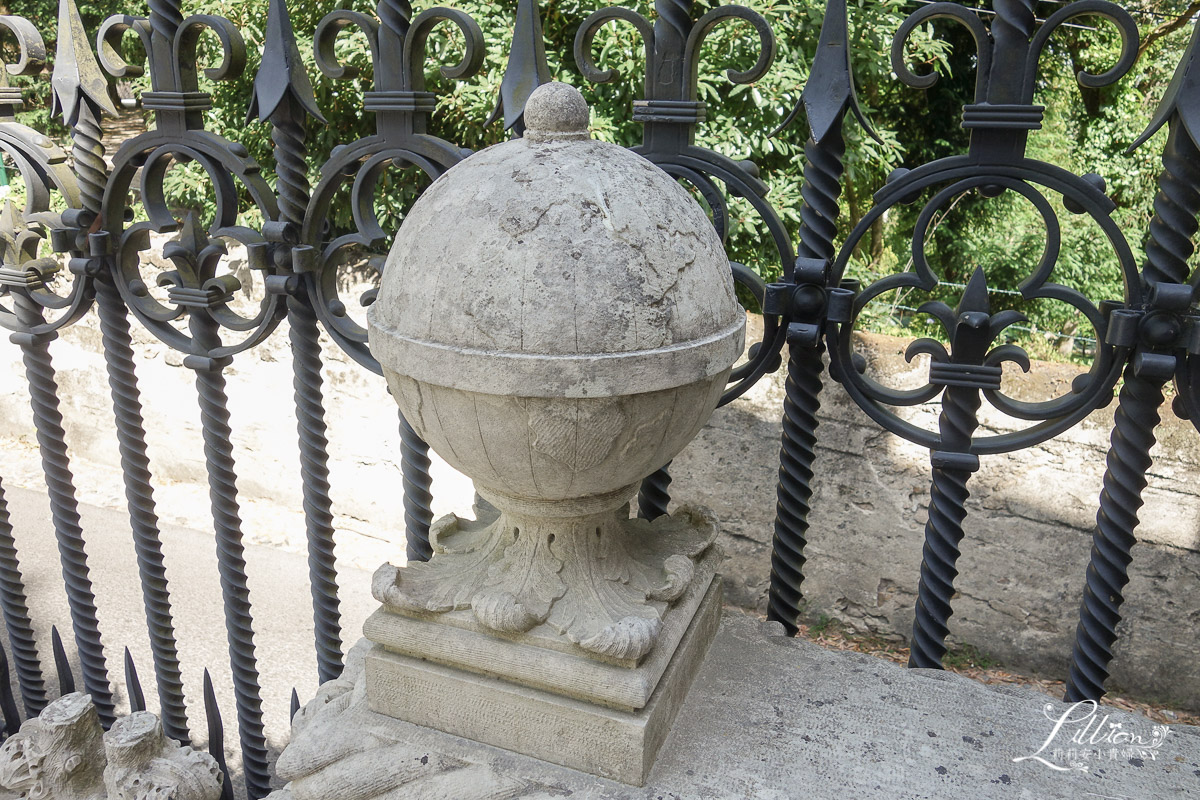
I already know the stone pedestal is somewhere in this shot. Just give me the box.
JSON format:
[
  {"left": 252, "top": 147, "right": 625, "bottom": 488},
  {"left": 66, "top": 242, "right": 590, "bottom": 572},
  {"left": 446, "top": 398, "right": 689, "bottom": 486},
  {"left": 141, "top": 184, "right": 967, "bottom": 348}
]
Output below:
[
  {"left": 365, "top": 580, "right": 721, "bottom": 784},
  {"left": 362, "top": 82, "right": 746, "bottom": 787}
]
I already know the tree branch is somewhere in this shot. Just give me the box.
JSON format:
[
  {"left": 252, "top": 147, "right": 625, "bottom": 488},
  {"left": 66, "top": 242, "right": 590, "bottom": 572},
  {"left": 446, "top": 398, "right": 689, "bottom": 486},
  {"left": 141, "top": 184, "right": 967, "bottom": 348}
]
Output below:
[{"left": 1139, "top": 2, "right": 1200, "bottom": 58}]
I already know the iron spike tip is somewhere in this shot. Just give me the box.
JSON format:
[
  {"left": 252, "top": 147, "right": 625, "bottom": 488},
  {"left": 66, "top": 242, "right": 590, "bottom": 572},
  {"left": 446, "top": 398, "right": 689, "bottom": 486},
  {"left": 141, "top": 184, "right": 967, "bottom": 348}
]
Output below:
[
  {"left": 123, "top": 647, "right": 146, "bottom": 713},
  {"left": 247, "top": 0, "right": 326, "bottom": 125},
  {"left": 0, "top": 200, "right": 22, "bottom": 238},
  {"left": 50, "top": 0, "right": 118, "bottom": 126},
  {"left": 957, "top": 266, "right": 992, "bottom": 316},
  {"left": 777, "top": 0, "right": 880, "bottom": 144},
  {"left": 1128, "top": 22, "right": 1200, "bottom": 153},
  {"left": 491, "top": 0, "right": 552, "bottom": 132},
  {"left": 50, "top": 625, "right": 75, "bottom": 696},
  {"left": 49, "top": 0, "right": 116, "bottom": 126}
]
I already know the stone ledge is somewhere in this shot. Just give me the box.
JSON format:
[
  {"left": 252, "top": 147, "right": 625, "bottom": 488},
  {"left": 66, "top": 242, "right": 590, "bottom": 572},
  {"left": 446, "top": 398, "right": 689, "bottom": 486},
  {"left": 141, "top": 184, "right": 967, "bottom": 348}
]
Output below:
[{"left": 271, "top": 608, "right": 1200, "bottom": 799}]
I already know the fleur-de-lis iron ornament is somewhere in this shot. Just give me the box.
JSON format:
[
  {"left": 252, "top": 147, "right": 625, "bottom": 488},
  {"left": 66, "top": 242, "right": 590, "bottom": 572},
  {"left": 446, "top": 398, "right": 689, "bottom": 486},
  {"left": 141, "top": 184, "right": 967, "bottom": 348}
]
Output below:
[
  {"left": 96, "top": 1, "right": 281, "bottom": 356},
  {"left": 808, "top": 0, "right": 1147, "bottom": 668}
]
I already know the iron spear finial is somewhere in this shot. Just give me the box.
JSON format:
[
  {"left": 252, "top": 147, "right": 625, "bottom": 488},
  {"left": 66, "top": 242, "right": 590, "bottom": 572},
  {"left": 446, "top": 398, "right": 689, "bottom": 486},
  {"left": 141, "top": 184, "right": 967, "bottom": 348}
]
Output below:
[
  {"left": 775, "top": 0, "right": 877, "bottom": 143},
  {"left": 51, "top": 0, "right": 117, "bottom": 127},
  {"left": 247, "top": 0, "right": 325, "bottom": 124},
  {"left": 1129, "top": 22, "right": 1200, "bottom": 152},
  {"left": 487, "top": 0, "right": 552, "bottom": 134}
]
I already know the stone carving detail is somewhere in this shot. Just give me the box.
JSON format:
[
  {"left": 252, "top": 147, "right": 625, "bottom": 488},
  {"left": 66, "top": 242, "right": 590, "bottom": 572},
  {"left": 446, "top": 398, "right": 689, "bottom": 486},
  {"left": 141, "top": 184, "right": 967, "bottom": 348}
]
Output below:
[
  {"left": 373, "top": 502, "right": 718, "bottom": 660},
  {"left": 0, "top": 693, "right": 222, "bottom": 800},
  {"left": 266, "top": 642, "right": 565, "bottom": 800},
  {"left": 366, "top": 82, "right": 740, "bottom": 672}
]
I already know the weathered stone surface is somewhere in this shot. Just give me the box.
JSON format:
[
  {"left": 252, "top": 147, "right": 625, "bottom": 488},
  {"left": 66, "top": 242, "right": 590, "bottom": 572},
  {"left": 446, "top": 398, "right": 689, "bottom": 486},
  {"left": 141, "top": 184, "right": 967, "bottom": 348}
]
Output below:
[
  {"left": 365, "top": 582, "right": 720, "bottom": 785},
  {"left": 268, "top": 609, "right": 1200, "bottom": 799},
  {"left": 365, "top": 81, "right": 743, "bottom": 701},
  {"left": 371, "top": 500, "right": 720, "bottom": 671},
  {"left": 367, "top": 555, "right": 722, "bottom": 711},
  {"left": 367, "top": 82, "right": 744, "bottom": 400},
  {"left": 0, "top": 693, "right": 222, "bottom": 800}
]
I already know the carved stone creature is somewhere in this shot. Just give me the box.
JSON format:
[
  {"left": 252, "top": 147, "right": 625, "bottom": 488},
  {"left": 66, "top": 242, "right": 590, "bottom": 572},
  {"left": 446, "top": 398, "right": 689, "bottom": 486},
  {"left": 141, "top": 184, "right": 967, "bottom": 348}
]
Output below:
[{"left": 0, "top": 693, "right": 222, "bottom": 800}]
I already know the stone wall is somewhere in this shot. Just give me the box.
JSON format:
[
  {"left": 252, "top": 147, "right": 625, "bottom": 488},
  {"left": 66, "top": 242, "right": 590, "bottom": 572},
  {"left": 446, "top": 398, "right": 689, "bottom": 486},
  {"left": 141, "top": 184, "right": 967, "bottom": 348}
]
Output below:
[
  {"left": 672, "top": 331, "right": 1200, "bottom": 710},
  {"left": 2, "top": 314, "right": 1198, "bottom": 708}
]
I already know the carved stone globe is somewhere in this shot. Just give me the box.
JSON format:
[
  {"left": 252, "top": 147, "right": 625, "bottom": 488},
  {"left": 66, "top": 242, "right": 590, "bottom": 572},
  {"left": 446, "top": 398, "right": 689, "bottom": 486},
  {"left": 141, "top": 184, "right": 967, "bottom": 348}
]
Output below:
[{"left": 367, "top": 83, "right": 743, "bottom": 672}]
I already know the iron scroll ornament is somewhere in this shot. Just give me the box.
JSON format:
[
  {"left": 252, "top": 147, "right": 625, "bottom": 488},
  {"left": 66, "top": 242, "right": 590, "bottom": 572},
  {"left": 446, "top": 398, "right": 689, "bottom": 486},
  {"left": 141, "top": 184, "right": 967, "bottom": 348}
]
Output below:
[
  {"left": 823, "top": 0, "right": 1144, "bottom": 456},
  {"left": 302, "top": 1, "right": 485, "bottom": 372},
  {"left": 0, "top": 15, "right": 88, "bottom": 338},
  {"left": 575, "top": 0, "right": 792, "bottom": 405},
  {"left": 96, "top": 9, "right": 283, "bottom": 358}
]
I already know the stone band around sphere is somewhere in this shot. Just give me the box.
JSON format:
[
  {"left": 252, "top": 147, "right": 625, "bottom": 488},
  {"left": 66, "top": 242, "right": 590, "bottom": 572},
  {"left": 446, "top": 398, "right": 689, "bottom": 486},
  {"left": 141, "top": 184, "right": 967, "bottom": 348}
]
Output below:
[{"left": 367, "top": 316, "right": 746, "bottom": 398}]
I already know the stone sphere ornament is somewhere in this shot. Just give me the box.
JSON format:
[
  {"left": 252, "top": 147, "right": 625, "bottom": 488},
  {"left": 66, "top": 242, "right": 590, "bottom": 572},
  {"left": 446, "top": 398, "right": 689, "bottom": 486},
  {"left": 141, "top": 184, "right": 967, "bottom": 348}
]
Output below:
[{"left": 367, "top": 83, "right": 743, "bottom": 667}]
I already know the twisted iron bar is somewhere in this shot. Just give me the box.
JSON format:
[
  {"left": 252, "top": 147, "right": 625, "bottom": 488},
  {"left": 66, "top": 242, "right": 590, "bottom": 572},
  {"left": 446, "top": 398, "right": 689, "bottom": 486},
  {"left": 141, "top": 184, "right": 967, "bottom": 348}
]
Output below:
[
  {"left": 67, "top": 69, "right": 192, "bottom": 740},
  {"left": 272, "top": 103, "right": 309, "bottom": 233},
  {"left": 908, "top": 387, "right": 981, "bottom": 668},
  {"left": 271, "top": 88, "right": 343, "bottom": 682},
  {"left": 637, "top": 463, "right": 672, "bottom": 521},
  {"left": 11, "top": 293, "right": 113, "bottom": 724},
  {"left": 0, "top": 640, "right": 20, "bottom": 735},
  {"left": 290, "top": 294, "right": 342, "bottom": 682},
  {"left": 767, "top": 124, "right": 847, "bottom": 634},
  {"left": 148, "top": 0, "right": 183, "bottom": 46},
  {"left": 991, "top": 0, "right": 1037, "bottom": 49},
  {"left": 95, "top": 276, "right": 189, "bottom": 741},
  {"left": 1142, "top": 126, "right": 1200, "bottom": 288},
  {"left": 796, "top": 129, "right": 845, "bottom": 262},
  {"left": 71, "top": 106, "right": 106, "bottom": 221},
  {"left": 768, "top": 344, "right": 823, "bottom": 634},
  {"left": 399, "top": 413, "right": 434, "bottom": 562},
  {"left": 656, "top": 0, "right": 692, "bottom": 44},
  {"left": 1065, "top": 369, "right": 1160, "bottom": 700},
  {"left": 188, "top": 318, "right": 270, "bottom": 797},
  {"left": 0, "top": 475, "right": 47, "bottom": 718}
]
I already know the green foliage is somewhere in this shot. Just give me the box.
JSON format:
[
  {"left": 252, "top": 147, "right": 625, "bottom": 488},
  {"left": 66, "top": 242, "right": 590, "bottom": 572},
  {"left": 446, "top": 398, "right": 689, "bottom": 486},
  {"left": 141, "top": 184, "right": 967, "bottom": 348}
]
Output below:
[
  {"left": 942, "top": 643, "right": 999, "bottom": 670},
  {"left": 5, "top": 0, "right": 1199, "bottom": 345}
]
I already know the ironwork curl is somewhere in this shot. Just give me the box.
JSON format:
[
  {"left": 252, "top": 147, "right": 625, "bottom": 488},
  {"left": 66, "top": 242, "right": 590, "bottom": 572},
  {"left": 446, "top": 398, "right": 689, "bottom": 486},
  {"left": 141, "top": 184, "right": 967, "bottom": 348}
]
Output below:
[
  {"left": 0, "top": 18, "right": 87, "bottom": 337},
  {"left": 302, "top": 1, "right": 485, "bottom": 370},
  {"left": 97, "top": 3, "right": 281, "bottom": 358},
  {"left": 828, "top": 166, "right": 1137, "bottom": 454},
  {"left": 575, "top": 0, "right": 790, "bottom": 405}
]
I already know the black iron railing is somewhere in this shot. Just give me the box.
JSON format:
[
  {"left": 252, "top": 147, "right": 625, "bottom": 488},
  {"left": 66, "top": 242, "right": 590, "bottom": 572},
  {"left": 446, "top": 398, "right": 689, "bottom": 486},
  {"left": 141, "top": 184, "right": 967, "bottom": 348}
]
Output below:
[{"left": 0, "top": 0, "right": 1195, "bottom": 796}]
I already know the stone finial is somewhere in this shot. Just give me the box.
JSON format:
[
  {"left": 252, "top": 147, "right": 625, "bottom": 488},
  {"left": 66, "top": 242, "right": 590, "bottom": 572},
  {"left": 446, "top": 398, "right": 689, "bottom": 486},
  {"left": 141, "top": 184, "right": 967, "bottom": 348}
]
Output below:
[
  {"left": 0, "top": 694, "right": 222, "bottom": 800},
  {"left": 521, "top": 82, "right": 589, "bottom": 143}
]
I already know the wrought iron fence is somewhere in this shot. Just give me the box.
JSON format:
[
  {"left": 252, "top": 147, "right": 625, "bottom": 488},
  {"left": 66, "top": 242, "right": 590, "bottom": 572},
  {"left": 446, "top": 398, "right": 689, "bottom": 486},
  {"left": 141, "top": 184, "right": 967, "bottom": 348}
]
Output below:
[{"left": 0, "top": 0, "right": 1195, "bottom": 796}]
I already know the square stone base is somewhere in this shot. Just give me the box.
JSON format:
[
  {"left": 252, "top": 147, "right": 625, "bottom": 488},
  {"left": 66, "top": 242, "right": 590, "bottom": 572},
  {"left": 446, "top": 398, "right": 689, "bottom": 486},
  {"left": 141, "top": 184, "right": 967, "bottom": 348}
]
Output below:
[
  {"left": 364, "top": 579, "right": 722, "bottom": 785},
  {"left": 365, "top": 547, "right": 721, "bottom": 711}
]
